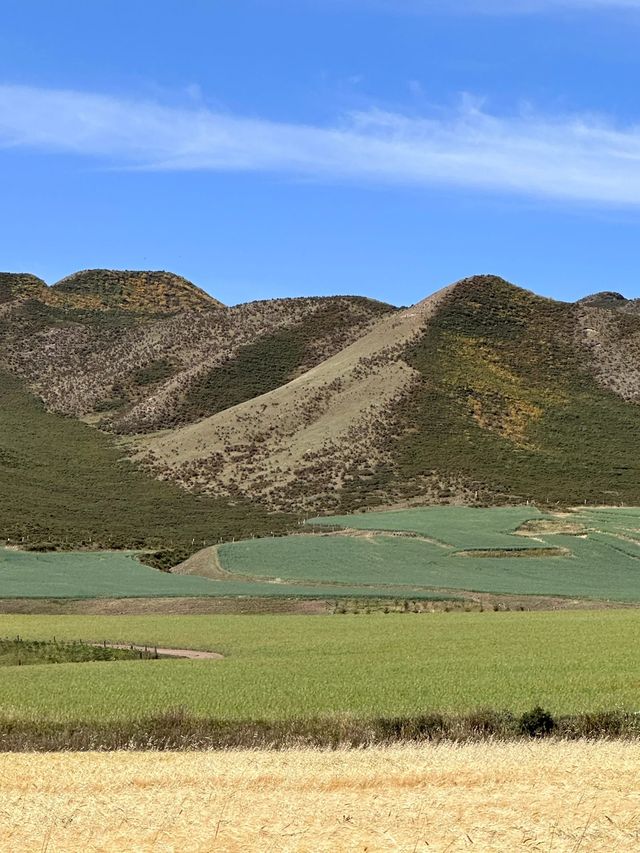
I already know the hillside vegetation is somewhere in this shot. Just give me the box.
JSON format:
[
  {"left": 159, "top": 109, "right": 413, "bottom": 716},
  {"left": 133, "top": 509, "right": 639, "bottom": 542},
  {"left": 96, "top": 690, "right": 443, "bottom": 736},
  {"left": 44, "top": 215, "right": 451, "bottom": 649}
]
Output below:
[
  {"left": 1, "top": 271, "right": 394, "bottom": 434},
  {"left": 2, "top": 268, "right": 640, "bottom": 536},
  {"left": 0, "top": 273, "right": 47, "bottom": 304},
  {"left": 383, "top": 276, "right": 640, "bottom": 508},
  {"left": 0, "top": 370, "right": 291, "bottom": 552},
  {"left": 138, "top": 275, "right": 640, "bottom": 512},
  {"left": 49, "top": 269, "right": 222, "bottom": 313}
]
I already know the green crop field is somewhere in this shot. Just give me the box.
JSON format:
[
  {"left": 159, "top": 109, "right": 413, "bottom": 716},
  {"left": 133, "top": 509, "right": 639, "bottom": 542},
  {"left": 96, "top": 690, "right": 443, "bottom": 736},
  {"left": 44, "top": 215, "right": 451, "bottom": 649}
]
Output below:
[
  {"left": 7, "top": 506, "right": 640, "bottom": 601},
  {"left": 0, "top": 547, "right": 451, "bottom": 600},
  {"left": 0, "top": 549, "right": 222, "bottom": 598},
  {"left": 218, "top": 506, "right": 640, "bottom": 601},
  {"left": 0, "top": 611, "right": 639, "bottom": 722},
  {"left": 307, "top": 505, "right": 551, "bottom": 548}
]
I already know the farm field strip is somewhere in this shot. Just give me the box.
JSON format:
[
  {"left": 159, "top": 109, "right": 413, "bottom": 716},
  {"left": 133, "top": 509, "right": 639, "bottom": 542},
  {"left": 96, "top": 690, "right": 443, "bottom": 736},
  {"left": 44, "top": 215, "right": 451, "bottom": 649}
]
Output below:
[
  {"left": 218, "top": 531, "right": 640, "bottom": 601},
  {"left": 575, "top": 507, "right": 640, "bottom": 537},
  {"left": 2, "top": 742, "right": 639, "bottom": 852},
  {"left": 218, "top": 506, "right": 640, "bottom": 600},
  {"left": 1, "top": 611, "right": 640, "bottom": 721},
  {"left": 6, "top": 507, "right": 640, "bottom": 601},
  {"left": 0, "top": 547, "right": 451, "bottom": 600},
  {"left": 306, "top": 505, "right": 551, "bottom": 548}
]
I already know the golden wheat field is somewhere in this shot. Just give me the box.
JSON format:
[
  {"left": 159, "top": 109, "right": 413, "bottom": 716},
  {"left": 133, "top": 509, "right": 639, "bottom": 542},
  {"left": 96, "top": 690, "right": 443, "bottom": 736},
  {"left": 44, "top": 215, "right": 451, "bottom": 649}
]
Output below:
[{"left": 1, "top": 742, "right": 639, "bottom": 852}]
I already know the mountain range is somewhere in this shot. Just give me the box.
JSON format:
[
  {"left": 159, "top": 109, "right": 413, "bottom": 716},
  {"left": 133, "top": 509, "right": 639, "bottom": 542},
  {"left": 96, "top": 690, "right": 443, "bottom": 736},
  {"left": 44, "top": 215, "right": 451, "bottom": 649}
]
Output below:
[{"left": 1, "top": 268, "right": 639, "bottom": 556}]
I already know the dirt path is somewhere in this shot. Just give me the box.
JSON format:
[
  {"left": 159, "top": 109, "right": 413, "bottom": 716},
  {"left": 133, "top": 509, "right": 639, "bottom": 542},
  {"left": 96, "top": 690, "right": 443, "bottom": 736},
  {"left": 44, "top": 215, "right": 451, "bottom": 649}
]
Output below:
[
  {"left": 94, "top": 642, "right": 223, "bottom": 660},
  {"left": 172, "top": 544, "right": 236, "bottom": 580}
]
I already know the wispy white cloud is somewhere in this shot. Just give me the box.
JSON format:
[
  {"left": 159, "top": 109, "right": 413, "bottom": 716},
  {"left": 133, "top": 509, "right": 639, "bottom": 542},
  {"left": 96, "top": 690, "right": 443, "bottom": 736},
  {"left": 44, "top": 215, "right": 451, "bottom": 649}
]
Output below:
[
  {"left": 333, "top": 0, "right": 640, "bottom": 12},
  {"left": 2, "top": 84, "right": 640, "bottom": 206},
  {"left": 463, "top": 0, "right": 640, "bottom": 10},
  {"left": 521, "top": 0, "right": 640, "bottom": 5}
]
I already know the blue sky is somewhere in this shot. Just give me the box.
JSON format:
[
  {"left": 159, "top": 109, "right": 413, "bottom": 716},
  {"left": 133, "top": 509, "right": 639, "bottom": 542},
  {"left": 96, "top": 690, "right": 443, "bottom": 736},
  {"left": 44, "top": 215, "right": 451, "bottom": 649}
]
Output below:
[{"left": 2, "top": 1, "right": 640, "bottom": 305}]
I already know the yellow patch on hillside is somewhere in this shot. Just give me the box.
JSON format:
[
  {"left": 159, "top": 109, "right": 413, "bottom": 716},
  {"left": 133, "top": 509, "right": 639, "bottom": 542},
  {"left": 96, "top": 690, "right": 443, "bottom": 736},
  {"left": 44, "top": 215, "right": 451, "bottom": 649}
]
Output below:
[
  {"left": 450, "top": 335, "right": 561, "bottom": 448},
  {"left": 470, "top": 396, "right": 543, "bottom": 447}
]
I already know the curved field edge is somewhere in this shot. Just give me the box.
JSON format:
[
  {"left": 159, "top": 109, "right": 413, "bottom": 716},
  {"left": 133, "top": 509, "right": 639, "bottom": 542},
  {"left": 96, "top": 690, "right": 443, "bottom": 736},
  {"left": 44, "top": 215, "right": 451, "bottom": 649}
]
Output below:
[
  {"left": 217, "top": 533, "right": 640, "bottom": 602},
  {"left": 212, "top": 506, "right": 640, "bottom": 601},
  {"left": 0, "top": 610, "right": 639, "bottom": 724},
  {"left": 305, "top": 505, "right": 552, "bottom": 548}
]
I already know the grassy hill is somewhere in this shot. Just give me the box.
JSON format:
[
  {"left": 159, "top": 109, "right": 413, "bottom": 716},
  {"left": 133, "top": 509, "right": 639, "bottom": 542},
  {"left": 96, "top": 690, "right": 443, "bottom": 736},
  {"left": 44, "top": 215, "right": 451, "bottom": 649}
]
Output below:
[
  {"left": 0, "top": 273, "right": 47, "bottom": 304},
  {"left": 0, "top": 370, "right": 292, "bottom": 553},
  {"left": 381, "top": 275, "right": 640, "bottom": 508}
]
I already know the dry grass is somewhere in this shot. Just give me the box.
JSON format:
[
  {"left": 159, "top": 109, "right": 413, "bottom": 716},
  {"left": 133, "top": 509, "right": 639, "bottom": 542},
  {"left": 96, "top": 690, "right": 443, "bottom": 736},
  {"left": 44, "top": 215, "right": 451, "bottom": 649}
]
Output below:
[
  {"left": 0, "top": 593, "right": 634, "bottom": 616},
  {"left": 1, "top": 742, "right": 639, "bottom": 851},
  {"left": 0, "top": 596, "right": 335, "bottom": 615}
]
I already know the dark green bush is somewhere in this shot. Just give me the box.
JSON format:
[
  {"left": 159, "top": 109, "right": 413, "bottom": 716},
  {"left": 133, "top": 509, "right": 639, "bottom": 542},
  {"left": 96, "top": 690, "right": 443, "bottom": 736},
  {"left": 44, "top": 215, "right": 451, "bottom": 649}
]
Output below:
[
  {"left": 130, "top": 360, "right": 174, "bottom": 386},
  {"left": 519, "top": 706, "right": 555, "bottom": 737}
]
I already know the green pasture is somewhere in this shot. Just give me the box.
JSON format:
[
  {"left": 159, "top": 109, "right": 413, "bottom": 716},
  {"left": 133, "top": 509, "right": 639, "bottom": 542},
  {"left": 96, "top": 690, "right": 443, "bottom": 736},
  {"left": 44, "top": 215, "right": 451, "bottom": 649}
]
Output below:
[
  {"left": 0, "top": 547, "right": 449, "bottom": 600},
  {"left": 0, "top": 549, "right": 218, "bottom": 598},
  {"left": 219, "top": 506, "right": 640, "bottom": 601},
  {"left": 306, "top": 505, "right": 550, "bottom": 549},
  {"left": 0, "top": 611, "right": 639, "bottom": 721},
  {"left": 5, "top": 506, "right": 640, "bottom": 601},
  {"left": 219, "top": 531, "right": 640, "bottom": 600}
]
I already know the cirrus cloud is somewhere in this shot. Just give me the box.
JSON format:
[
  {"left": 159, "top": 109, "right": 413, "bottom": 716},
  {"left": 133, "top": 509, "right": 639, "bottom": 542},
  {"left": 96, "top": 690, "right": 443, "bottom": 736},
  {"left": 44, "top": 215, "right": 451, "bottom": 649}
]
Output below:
[
  {"left": 348, "top": 0, "right": 640, "bottom": 12},
  {"left": 1, "top": 84, "right": 640, "bottom": 206}
]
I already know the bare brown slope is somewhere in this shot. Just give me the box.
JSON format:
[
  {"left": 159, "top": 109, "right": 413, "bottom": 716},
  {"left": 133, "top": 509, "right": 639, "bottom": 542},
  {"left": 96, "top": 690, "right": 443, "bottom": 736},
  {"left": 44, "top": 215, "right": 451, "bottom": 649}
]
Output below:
[
  {"left": 109, "top": 295, "right": 395, "bottom": 433},
  {"left": 134, "top": 283, "right": 456, "bottom": 512},
  {"left": 575, "top": 303, "right": 640, "bottom": 402}
]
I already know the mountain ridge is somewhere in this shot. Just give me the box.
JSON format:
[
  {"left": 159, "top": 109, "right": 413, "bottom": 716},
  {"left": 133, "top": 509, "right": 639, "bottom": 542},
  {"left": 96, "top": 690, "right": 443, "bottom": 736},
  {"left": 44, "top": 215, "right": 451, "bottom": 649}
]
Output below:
[
  {"left": 132, "top": 273, "right": 640, "bottom": 512},
  {"left": 2, "top": 268, "right": 640, "bottom": 548},
  {"left": 0, "top": 268, "right": 223, "bottom": 314}
]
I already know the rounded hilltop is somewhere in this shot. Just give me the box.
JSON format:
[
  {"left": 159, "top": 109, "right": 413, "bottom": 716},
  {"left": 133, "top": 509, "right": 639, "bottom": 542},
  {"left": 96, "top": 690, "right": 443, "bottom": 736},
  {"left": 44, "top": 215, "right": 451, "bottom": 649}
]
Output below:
[
  {"left": 431, "top": 275, "right": 638, "bottom": 310},
  {"left": 578, "top": 291, "right": 627, "bottom": 308},
  {"left": 50, "top": 269, "right": 224, "bottom": 313},
  {"left": 577, "top": 290, "right": 640, "bottom": 315},
  {"left": 412, "top": 274, "right": 544, "bottom": 309},
  {"left": 0, "top": 272, "right": 47, "bottom": 304}
]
